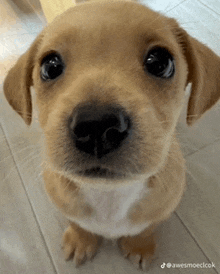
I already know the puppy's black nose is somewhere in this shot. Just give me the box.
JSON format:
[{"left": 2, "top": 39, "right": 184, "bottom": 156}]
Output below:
[{"left": 70, "top": 105, "right": 131, "bottom": 158}]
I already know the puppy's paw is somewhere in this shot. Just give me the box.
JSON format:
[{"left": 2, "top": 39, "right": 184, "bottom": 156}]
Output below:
[
  {"left": 118, "top": 231, "right": 157, "bottom": 271},
  {"left": 62, "top": 223, "right": 102, "bottom": 267}
]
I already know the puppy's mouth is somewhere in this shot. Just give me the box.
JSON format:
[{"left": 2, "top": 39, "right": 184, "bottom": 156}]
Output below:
[{"left": 77, "top": 167, "right": 124, "bottom": 179}]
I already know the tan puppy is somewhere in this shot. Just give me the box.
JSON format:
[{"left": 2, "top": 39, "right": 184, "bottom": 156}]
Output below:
[{"left": 3, "top": 0, "right": 220, "bottom": 270}]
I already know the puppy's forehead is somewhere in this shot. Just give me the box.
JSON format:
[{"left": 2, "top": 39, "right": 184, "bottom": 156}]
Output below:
[{"left": 40, "top": 1, "right": 174, "bottom": 52}]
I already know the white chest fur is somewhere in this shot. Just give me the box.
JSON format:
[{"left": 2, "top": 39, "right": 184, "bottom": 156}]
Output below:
[{"left": 67, "top": 181, "right": 150, "bottom": 239}]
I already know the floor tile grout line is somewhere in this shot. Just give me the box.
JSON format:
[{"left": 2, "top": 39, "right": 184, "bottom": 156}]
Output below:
[
  {"left": 1, "top": 122, "right": 58, "bottom": 274},
  {"left": 174, "top": 211, "right": 219, "bottom": 273},
  {"left": 163, "top": 0, "right": 189, "bottom": 14},
  {"left": 185, "top": 137, "right": 220, "bottom": 158},
  {"left": 197, "top": 0, "right": 220, "bottom": 16}
]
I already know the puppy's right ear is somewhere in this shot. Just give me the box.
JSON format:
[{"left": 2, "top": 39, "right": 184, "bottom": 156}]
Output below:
[{"left": 3, "top": 34, "right": 42, "bottom": 125}]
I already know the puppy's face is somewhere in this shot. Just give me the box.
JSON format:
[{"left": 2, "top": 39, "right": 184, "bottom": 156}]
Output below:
[
  {"left": 33, "top": 2, "right": 187, "bottom": 185},
  {"left": 4, "top": 1, "right": 220, "bottom": 186}
]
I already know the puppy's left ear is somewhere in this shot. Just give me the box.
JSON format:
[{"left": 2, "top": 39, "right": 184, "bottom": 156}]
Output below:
[
  {"left": 170, "top": 19, "right": 220, "bottom": 125},
  {"left": 3, "top": 34, "right": 42, "bottom": 125}
]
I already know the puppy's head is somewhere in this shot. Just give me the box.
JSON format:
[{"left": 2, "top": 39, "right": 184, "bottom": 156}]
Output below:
[{"left": 4, "top": 1, "right": 220, "bottom": 186}]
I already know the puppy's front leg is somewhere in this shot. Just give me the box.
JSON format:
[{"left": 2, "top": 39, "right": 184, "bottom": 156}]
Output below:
[
  {"left": 118, "top": 225, "right": 157, "bottom": 271},
  {"left": 62, "top": 222, "right": 103, "bottom": 267}
]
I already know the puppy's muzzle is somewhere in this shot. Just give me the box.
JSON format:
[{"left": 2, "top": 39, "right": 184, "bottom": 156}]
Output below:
[{"left": 70, "top": 104, "right": 132, "bottom": 159}]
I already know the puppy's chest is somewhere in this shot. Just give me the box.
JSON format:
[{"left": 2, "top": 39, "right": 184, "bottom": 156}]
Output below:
[{"left": 71, "top": 183, "right": 150, "bottom": 238}]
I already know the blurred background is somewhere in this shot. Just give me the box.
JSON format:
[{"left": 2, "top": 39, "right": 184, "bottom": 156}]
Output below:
[{"left": 0, "top": 1, "right": 220, "bottom": 273}]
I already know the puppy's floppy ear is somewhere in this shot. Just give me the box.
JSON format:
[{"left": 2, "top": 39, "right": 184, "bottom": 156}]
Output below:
[
  {"left": 3, "top": 34, "right": 42, "bottom": 125},
  {"left": 170, "top": 19, "right": 220, "bottom": 125}
]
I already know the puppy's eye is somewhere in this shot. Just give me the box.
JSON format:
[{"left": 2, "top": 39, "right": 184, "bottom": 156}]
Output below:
[
  {"left": 40, "top": 53, "right": 65, "bottom": 81},
  {"left": 144, "top": 47, "right": 175, "bottom": 78}
]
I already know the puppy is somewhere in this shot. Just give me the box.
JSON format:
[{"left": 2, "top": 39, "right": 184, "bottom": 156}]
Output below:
[{"left": 3, "top": 0, "right": 220, "bottom": 270}]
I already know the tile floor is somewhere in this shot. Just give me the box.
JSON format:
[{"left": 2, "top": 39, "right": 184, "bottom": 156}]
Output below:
[{"left": 0, "top": 0, "right": 220, "bottom": 273}]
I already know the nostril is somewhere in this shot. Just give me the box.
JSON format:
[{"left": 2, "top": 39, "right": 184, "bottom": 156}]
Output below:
[
  {"left": 77, "top": 135, "right": 90, "bottom": 143},
  {"left": 118, "top": 112, "right": 130, "bottom": 132},
  {"left": 103, "top": 117, "right": 130, "bottom": 144},
  {"left": 74, "top": 122, "right": 93, "bottom": 142},
  {"left": 71, "top": 105, "right": 131, "bottom": 158},
  {"left": 104, "top": 128, "right": 121, "bottom": 143}
]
